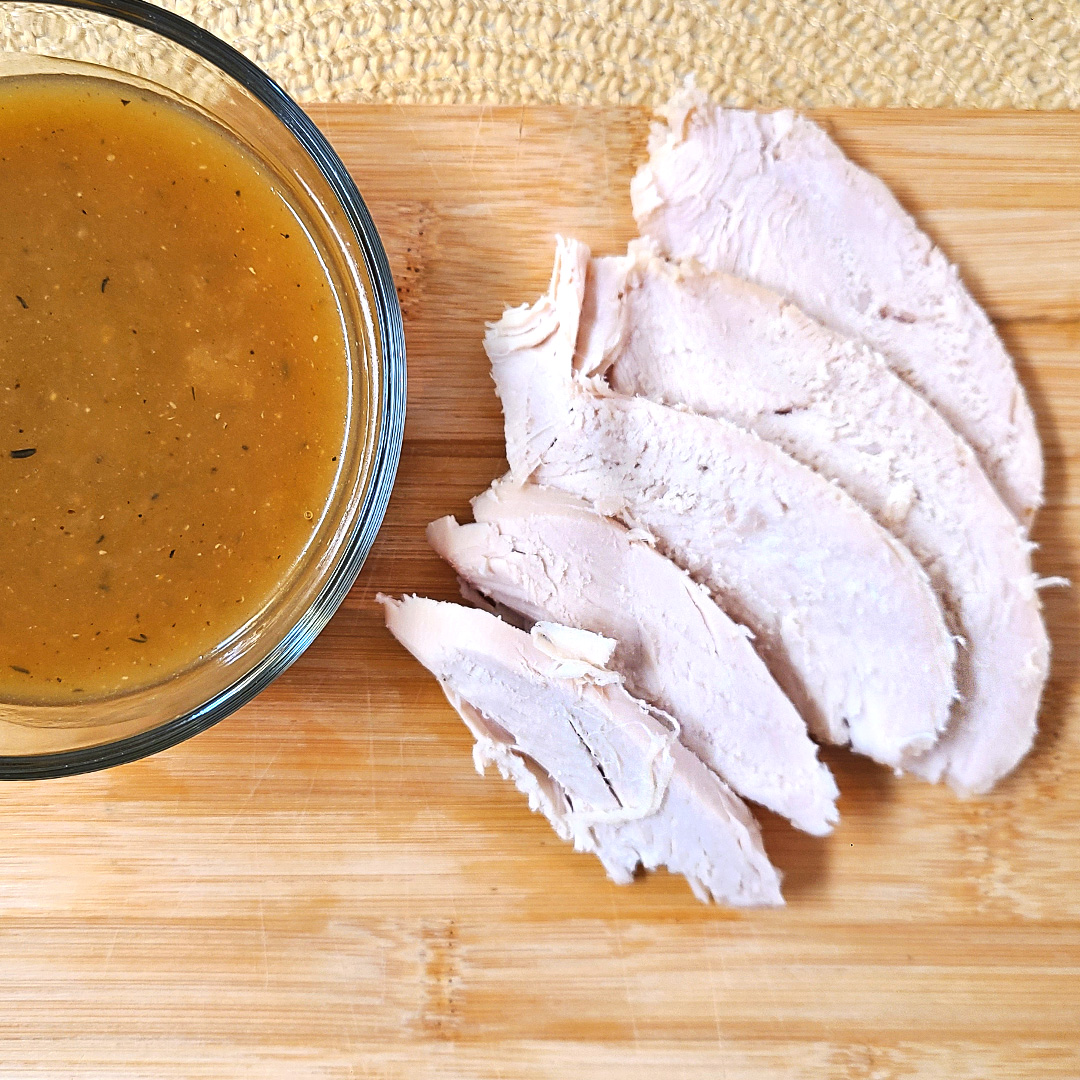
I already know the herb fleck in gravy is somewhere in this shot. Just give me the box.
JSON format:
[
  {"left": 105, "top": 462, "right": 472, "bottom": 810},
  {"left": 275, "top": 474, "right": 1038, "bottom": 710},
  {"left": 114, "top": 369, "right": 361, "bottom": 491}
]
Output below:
[{"left": 0, "top": 76, "right": 350, "bottom": 703}]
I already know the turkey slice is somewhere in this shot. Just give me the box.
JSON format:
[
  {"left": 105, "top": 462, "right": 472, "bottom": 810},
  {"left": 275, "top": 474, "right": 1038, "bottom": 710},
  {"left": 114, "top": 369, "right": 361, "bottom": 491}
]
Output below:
[
  {"left": 379, "top": 594, "right": 783, "bottom": 907},
  {"left": 428, "top": 479, "right": 839, "bottom": 834},
  {"left": 631, "top": 87, "right": 1042, "bottom": 527},
  {"left": 578, "top": 244, "right": 1049, "bottom": 794}
]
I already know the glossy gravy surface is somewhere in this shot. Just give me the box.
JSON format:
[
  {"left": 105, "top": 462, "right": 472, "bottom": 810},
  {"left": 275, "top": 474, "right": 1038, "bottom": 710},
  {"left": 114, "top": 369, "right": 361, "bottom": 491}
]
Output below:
[{"left": 0, "top": 76, "right": 349, "bottom": 704}]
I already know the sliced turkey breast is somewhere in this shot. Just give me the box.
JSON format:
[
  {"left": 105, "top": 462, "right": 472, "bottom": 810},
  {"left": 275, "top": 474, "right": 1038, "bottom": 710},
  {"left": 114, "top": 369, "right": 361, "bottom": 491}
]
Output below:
[
  {"left": 631, "top": 87, "right": 1042, "bottom": 527},
  {"left": 428, "top": 479, "right": 839, "bottom": 834},
  {"left": 486, "top": 237, "right": 957, "bottom": 772},
  {"left": 379, "top": 594, "right": 783, "bottom": 906},
  {"left": 578, "top": 244, "right": 1049, "bottom": 794}
]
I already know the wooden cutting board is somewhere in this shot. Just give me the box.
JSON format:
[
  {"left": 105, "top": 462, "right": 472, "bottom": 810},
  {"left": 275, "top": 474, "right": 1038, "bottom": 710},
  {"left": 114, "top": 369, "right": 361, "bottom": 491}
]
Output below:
[{"left": 0, "top": 106, "right": 1077, "bottom": 1079}]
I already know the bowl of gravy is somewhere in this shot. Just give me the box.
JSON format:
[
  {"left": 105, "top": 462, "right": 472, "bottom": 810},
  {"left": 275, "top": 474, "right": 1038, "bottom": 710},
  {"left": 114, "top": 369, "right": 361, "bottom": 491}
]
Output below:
[{"left": 0, "top": 1, "right": 405, "bottom": 776}]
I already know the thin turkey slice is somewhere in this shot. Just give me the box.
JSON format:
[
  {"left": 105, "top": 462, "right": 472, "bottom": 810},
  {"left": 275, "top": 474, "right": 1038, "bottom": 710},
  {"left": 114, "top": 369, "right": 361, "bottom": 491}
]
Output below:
[
  {"left": 379, "top": 594, "right": 783, "bottom": 907},
  {"left": 579, "top": 245, "right": 1049, "bottom": 794},
  {"left": 487, "top": 236, "right": 956, "bottom": 771},
  {"left": 428, "top": 479, "right": 839, "bottom": 834},
  {"left": 631, "top": 87, "right": 1042, "bottom": 527}
]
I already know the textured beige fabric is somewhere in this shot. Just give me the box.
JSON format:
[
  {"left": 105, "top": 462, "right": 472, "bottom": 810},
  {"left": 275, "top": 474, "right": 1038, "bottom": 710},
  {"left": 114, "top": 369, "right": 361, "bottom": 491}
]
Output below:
[{"left": 154, "top": 0, "right": 1080, "bottom": 108}]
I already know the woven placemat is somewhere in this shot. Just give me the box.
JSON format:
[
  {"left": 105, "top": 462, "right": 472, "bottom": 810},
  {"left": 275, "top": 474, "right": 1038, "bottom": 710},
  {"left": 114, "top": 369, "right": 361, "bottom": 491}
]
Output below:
[{"left": 158, "top": 0, "right": 1079, "bottom": 108}]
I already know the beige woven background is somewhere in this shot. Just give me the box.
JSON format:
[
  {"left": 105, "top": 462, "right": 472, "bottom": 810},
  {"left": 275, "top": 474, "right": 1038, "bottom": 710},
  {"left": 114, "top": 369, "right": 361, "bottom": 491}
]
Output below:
[{"left": 157, "top": 0, "right": 1080, "bottom": 108}]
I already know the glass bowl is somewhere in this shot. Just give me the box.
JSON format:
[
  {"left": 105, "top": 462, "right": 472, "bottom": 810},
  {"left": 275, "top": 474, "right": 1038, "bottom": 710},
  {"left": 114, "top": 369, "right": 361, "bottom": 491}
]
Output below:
[{"left": 0, "top": 0, "right": 406, "bottom": 778}]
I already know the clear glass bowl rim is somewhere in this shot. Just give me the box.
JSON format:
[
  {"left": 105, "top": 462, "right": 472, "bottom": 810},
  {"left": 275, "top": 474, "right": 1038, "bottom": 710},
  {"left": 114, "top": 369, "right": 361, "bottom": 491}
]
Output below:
[{"left": 0, "top": 0, "right": 406, "bottom": 780}]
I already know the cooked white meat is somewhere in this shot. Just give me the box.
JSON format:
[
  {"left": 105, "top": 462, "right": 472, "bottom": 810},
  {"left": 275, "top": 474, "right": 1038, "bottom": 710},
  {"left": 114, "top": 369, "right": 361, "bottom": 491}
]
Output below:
[
  {"left": 379, "top": 594, "right": 783, "bottom": 907},
  {"left": 428, "top": 479, "right": 839, "bottom": 834},
  {"left": 631, "top": 87, "right": 1042, "bottom": 527},
  {"left": 579, "top": 245, "right": 1049, "bottom": 794},
  {"left": 487, "top": 237, "right": 957, "bottom": 771}
]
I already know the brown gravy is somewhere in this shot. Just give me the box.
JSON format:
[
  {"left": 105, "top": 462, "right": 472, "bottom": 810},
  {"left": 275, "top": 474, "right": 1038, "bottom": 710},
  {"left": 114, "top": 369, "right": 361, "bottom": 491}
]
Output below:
[{"left": 0, "top": 76, "right": 350, "bottom": 704}]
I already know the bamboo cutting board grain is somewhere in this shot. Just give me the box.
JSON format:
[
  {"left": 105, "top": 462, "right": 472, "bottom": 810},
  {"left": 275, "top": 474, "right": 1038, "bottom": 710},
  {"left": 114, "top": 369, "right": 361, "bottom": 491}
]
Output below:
[{"left": 0, "top": 107, "right": 1078, "bottom": 1079}]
